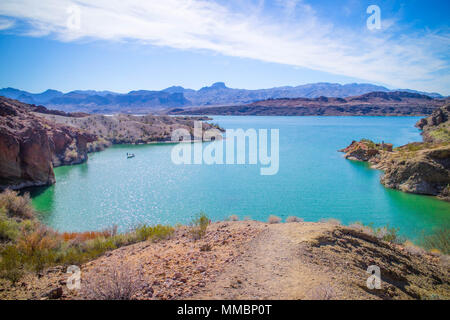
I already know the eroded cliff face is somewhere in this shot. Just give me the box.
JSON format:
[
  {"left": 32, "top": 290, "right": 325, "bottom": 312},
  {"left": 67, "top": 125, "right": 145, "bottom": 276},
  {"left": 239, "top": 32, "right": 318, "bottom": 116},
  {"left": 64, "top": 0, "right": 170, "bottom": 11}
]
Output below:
[
  {"left": 374, "top": 145, "right": 450, "bottom": 198},
  {"left": 0, "top": 97, "right": 96, "bottom": 190},
  {"left": 340, "top": 105, "right": 450, "bottom": 201},
  {"left": 416, "top": 104, "right": 450, "bottom": 143}
]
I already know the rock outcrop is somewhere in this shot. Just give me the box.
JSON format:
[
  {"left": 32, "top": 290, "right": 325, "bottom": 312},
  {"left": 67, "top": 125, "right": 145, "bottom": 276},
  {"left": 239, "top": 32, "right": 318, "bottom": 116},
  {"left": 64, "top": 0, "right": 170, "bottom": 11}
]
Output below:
[
  {"left": 339, "top": 139, "right": 392, "bottom": 161},
  {"left": 416, "top": 104, "right": 450, "bottom": 143},
  {"left": 0, "top": 97, "right": 96, "bottom": 190},
  {"left": 341, "top": 104, "right": 450, "bottom": 201},
  {"left": 375, "top": 145, "right": 450, "bottom": 197}
]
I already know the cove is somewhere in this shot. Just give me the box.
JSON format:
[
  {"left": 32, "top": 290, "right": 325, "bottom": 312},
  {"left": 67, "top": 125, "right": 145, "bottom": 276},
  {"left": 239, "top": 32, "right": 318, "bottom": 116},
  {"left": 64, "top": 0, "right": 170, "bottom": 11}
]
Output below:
[{"left": 30, "top": 116, "right": 450, "bottom": 240}]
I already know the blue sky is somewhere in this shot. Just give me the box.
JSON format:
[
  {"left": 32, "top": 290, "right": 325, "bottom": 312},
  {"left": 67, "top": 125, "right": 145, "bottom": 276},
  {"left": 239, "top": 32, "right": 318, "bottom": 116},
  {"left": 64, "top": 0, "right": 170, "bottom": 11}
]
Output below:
[{"left": 0, "top": 0, "right": 449, "bottom": 94}]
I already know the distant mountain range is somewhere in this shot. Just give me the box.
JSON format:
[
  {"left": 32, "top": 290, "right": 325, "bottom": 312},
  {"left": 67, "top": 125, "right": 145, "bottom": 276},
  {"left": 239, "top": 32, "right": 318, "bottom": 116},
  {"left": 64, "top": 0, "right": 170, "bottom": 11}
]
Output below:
[
  {"left": 168, "top": 91, "right": 449, "bottom": 116},
  {"left": 0, "top": 82, "right": 444, "bottom": 114}
]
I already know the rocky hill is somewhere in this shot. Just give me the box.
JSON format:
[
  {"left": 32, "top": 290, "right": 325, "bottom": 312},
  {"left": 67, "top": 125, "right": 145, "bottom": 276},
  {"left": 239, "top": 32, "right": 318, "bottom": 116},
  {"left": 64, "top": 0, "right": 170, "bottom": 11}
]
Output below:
[
  {"left": 36, "top": 113, "right": 221, "bottom": 145},
  {"left": 340, "top": 104, "right": 450, "bottom": 200},
  {"left": 169, "top": 91, "right": 448, "bottom": 116},
  {"left": 0, "top": 97, "right": 96, "bottom": 190}
]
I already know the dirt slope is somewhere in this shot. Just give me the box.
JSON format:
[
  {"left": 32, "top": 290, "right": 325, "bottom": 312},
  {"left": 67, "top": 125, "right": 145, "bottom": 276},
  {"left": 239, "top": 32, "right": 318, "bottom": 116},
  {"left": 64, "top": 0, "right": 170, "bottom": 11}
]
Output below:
[{"left": 1, "top": 221, "right": 448, "bottom": 300}]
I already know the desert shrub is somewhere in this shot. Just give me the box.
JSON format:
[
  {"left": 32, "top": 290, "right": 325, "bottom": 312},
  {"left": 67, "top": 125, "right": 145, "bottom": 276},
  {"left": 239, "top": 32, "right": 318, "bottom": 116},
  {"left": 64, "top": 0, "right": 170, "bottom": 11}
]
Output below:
[
  {"left": 0, "top": 208, "right": 20, "bottom": 242},
  {"left": 319, "top": 218, "right": 341, "bottom": 225},
  {"left": 56, "top": 245, "right": 88, "bottom": 266},
  {"left": 200, "top": 243, "right": 212, "bottom": 251},
  {"left": 308, "top": 284, "right": 335, "bottom": 300},
  {"left": 135, "top": 224, "right": 174, "bottom": 242},
  {"left": 0, "top": 189, "right": 34, "bottom": 219},
  {"left": 228, "top": 215, "right": 239, "bottom": 221},
  {"left": 86, "top": 237, "right": 117, "bottom": 254},
  {"left": 189, "top": 212, "right": 210, "bottom": 240},
  {"left": 268, "top": 215, "right": 281, "bottom": 224},
  {"left": 60, "top": 225, "right": 118, "bottom": 242},
  {"left": 420, "top": 226, "right": 450, "bottom": 255},
  {"left": 286, "top": 216, "right": 303, "bottom": 223},
  {"left": 348, "top": 222, "right": 374, "bottom": 235},
  {"left": 405, "top": 143, "right": 425, "bottom": 152},
  {"left": 373, "top": 224, "right": 403, "bottom": 244},
  {"left": 360, "top": 139, "right": 376, "bottom": 149},
  {"left": 81, "top": 263, "right": 143, "bottom": 300},
  {"left": 403, "top": 240, "right": 426, "bottom": 256},
  {"left": 0, "top": 245, "right": 24, "bottom": 284},
  {"left": 351, "top": 222, "right": 403, "bottom": 244},
  {"left": 429, "top": 127, "right": 450, "bottom": 142},
  {"left": 110, "top": 232, "right": 137, "bottom": 247},
  {"left": 16, "top": 225, "right": 60, "bottom": 272}
]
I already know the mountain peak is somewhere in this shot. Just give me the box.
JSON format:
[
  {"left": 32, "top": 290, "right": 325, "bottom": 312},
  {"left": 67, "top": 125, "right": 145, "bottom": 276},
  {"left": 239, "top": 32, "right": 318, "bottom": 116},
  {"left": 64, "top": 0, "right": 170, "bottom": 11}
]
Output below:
[
  {"left": 211, "top": 82, "right": 227, "bottom": 88},
  {"left": 199, "top": 82, "right": 228, "bottom": 92}
]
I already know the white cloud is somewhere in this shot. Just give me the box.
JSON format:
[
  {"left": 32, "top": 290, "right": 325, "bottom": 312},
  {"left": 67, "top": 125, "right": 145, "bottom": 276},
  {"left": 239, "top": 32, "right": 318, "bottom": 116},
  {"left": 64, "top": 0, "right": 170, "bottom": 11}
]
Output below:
[
  {"left": 0, "top": 0, "right": 448, "bottom": 93},
  {"left": 0, "top": 17, "right": 14, "bottom": 30}
]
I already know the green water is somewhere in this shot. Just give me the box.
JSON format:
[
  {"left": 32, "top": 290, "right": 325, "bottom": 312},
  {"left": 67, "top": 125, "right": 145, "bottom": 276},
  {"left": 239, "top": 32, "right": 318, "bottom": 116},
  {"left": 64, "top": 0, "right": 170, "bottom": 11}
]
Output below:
[{"left": 31, "top": 116, "right": 450, "bottom": 239}]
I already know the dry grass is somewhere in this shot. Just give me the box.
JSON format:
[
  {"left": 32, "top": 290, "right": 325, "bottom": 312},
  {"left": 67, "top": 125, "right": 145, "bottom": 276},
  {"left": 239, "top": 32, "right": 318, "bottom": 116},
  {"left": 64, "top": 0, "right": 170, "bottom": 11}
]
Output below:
[
  {"left": 348, "top": 222, "right": 374, "bottom": 235},
  {"left": 81, "top": 263, "right": 144, "bottom": 300},
  {"left": 268, "top": 215, "right": 281, "bottom": 224},
  {"left": 189, "top": 213, "right": 210, "bottom": 240},
  {"left": 420, "top": 226, "right": 450, "bottom": 255},
  {"left": 403, "top": 240, "right": 426, "bottom": 256},
  {"left": 60, "top": 225, "right": 118, "bottom": 242},
  {"left": 0, "top": 189, "right": 34, "bottom": 219},
  {"left": 348, "top": 222, "right": 403, "bottom": 244},
  {"left": 307, "top": 284, "right": 336, "bottom": 300},
  {"left": 286, "top": 216, "right": 303, "bottom": 223},
  {"left": 134, "top": 224, "right": 174, "bottom": 242},
  {"left": 320, "top": 218, "right": 341, "bottom": 225}
]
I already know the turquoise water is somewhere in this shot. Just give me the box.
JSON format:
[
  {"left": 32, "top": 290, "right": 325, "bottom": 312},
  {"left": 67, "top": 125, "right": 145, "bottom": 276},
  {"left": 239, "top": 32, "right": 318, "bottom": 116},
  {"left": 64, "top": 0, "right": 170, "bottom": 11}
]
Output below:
[{"left": 31, "top": 116, "right": 450, "bottom": 239}]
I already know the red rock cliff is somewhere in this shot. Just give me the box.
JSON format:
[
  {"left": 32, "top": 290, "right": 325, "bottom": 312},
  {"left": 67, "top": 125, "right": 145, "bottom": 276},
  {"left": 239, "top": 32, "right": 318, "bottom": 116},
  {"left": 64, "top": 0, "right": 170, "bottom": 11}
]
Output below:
[{"left": 0, "top": 96, "right": 95, "bottom": 190}]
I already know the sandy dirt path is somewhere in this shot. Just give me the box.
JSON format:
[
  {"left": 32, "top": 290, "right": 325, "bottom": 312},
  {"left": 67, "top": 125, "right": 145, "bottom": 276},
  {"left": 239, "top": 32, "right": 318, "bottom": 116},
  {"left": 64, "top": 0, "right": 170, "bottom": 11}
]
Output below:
[{"left": 191, "top": 222, "right": 345, "bottom": 299}]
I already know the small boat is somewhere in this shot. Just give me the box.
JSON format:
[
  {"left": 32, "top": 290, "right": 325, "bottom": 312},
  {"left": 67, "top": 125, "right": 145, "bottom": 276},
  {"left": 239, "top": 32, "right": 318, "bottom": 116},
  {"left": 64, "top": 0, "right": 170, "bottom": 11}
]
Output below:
[{"left": 126, "top": 153, "right": 135, "bottom": 159}]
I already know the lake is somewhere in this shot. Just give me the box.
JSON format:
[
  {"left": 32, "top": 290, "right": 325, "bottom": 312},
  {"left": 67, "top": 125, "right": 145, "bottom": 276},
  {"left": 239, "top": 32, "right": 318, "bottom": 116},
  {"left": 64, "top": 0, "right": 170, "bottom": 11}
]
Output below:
[{"left": 31, "top": 116, "right": 450, "bottom": 239}]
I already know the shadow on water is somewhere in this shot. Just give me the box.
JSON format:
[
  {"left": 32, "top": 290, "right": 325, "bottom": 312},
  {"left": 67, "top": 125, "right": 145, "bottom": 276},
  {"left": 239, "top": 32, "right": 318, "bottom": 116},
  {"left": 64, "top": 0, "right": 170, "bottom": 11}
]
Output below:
[
  {"left": 21, "top": 184, "right": 49, "bottom": 198},
  {"left": 23, "top": 184, "right": 55, "bottom": 224}
]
